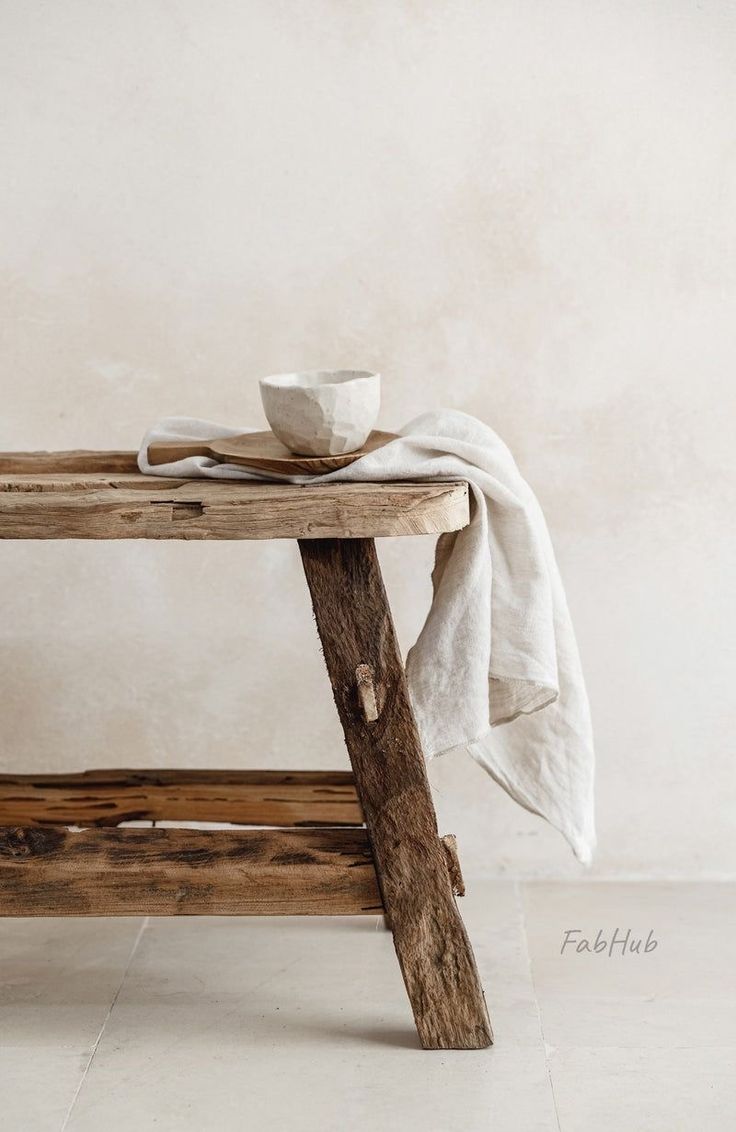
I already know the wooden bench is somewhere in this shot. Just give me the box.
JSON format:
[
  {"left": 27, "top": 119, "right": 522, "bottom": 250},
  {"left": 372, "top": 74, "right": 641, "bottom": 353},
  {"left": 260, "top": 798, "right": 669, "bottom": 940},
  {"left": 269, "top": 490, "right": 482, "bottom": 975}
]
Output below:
[{"left": 0, "top": 451, "right": 492, "bottom": 1050}]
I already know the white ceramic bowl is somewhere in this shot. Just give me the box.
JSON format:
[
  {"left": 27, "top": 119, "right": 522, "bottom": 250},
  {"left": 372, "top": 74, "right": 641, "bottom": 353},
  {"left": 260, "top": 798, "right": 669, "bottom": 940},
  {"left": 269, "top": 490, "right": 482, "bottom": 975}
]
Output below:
[{"left": 259, "top": 370, "right": 381, "bottom": 457}]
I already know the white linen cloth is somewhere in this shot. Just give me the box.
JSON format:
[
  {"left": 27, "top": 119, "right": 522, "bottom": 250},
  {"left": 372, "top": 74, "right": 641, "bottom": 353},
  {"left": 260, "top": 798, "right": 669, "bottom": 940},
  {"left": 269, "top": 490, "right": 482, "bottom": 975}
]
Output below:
[{"left": 139, "top": 410, "right": 595, "bottom": 862}]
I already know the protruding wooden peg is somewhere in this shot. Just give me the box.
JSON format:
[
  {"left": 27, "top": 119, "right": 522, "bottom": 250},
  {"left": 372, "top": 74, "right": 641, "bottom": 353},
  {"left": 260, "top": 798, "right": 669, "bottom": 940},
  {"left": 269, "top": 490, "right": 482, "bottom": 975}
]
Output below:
[
  {"left": 441, "top": 834, "right": 465, "bottom": 897},
  {"left": 355, "top": 664, "right": 379, "bottom": 723}
]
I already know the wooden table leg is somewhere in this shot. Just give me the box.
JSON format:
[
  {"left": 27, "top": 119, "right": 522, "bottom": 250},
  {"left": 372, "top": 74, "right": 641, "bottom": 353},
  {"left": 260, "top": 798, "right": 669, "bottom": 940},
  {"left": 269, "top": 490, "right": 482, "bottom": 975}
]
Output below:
[{"left": 299, "top": 537, "right": 492, "bottom": 1050}]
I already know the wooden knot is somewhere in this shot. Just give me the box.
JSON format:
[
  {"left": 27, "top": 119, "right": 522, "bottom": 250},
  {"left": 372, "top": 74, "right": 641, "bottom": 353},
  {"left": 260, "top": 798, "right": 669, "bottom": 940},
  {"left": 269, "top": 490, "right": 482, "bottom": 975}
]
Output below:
[
  {"left": 7, "top": 828, "right": 30, "bottom": 857},
  {"left": 355, "top": 664, "right": 379, "bottom": 723},
  {"left": 1, "top": 826, "right": 64, "bottom": 858}
]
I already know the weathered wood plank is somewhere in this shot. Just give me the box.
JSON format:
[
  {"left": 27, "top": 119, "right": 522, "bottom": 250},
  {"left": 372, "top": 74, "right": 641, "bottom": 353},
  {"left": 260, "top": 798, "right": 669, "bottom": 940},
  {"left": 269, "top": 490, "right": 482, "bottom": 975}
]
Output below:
[
  {"left": 0, "top": 451, "right": 139, "bottom": 474},
  {"left": 0, "top": 769, "right": 362, "bottom": 828},
  {"left": 0, "top": 826, "right": 382, "bottom": 916},
  {"left": 300, "top": 537, "right": 492, "bottom": 1049},
  {"left": 0, "top": 473, "right": 181, "bottom": 493},
  {"left": 0, "top": 475, "right": 469, "bottom": 540}
]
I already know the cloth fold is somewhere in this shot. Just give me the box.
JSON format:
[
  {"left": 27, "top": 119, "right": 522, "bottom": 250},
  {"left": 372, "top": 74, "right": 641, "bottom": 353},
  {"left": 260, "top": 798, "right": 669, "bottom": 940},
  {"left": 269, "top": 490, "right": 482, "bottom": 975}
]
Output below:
[{"left": 139, "top": 410, "right": 595, "bottom": 862}]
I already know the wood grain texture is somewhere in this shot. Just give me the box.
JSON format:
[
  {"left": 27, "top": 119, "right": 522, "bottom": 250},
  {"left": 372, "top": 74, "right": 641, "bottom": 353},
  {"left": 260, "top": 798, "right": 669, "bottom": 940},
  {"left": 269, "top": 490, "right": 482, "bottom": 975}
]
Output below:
[
  {"left": 0, "top": 826, "right": 382, "bottom": 916},
  {"left": 0, "top": 470, "right": 469, "bottom": 540},
  {"left": 0, "top": 769, "right": 362, "bottom": 828},
  {"left": 0, "top": 450, "right": 139, "bottom": 474},
  {"left": 299, "top": 537, "right": 492, "bottom": 1049}
]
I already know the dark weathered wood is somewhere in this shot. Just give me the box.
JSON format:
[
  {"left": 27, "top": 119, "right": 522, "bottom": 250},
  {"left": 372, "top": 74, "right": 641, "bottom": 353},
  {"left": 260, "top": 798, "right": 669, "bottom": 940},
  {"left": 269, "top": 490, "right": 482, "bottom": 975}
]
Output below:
[
  {"left": 0, "top": 769, "right": 362, "bottom": 828},
  {"left": 299, "top": 537, "right": 492, "bottom": 1049},
  {"left": 0, "top": 826, "right": 382, "bottom": 916},
  {"left": 0, "top": 470, "right": 469, "bottom": 541}
]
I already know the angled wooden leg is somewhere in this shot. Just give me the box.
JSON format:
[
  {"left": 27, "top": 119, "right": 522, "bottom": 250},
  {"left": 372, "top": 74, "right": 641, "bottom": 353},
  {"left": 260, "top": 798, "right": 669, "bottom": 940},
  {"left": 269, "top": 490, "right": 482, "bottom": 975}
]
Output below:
[{"left": 299, "top": 537, "right": 492, "bottom": 1049}]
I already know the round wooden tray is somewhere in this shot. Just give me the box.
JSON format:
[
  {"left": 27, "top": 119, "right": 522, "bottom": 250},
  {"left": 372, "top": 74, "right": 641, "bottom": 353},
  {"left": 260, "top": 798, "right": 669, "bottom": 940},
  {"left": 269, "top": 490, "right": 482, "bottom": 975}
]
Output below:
[{"left": 147, "top": 429, "right": 398, "bottom": 476}]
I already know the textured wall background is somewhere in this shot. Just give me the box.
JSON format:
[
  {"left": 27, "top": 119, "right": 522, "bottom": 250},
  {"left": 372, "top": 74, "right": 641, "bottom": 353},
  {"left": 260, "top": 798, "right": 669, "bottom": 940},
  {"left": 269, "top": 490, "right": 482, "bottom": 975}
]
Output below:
[{"left": 1, "top": 1, "right": 734, "bottom": 877}]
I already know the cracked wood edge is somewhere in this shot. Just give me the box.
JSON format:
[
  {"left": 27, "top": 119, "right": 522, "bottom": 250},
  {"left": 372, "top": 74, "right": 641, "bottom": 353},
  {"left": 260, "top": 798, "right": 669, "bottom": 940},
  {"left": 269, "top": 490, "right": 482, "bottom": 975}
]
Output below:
[
  {"left": 0, "top": 825, "right": 383, "bottom": 916},
  {"left": 0, "top": 476, "right": 469, "bottom": 540}
]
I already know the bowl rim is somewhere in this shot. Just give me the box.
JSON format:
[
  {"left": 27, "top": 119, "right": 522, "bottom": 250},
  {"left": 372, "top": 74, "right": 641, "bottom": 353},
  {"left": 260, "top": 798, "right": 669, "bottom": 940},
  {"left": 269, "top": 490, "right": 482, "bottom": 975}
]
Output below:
[{"left": 259, "top": 369, "right": 380, "bottom": 390}]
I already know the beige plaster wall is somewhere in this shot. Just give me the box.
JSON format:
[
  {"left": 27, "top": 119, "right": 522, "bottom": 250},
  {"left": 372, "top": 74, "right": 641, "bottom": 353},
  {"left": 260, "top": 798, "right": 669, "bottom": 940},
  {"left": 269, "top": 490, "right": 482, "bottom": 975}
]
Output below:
[{"left": 1, "top": 1, "right": 734, "bottom": 876}]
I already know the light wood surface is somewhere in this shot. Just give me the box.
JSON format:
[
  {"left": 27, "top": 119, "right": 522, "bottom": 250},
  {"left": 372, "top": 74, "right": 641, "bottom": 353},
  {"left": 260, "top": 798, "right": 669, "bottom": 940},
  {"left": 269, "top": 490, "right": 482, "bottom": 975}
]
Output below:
[
  {"left": 0, "top": 462, "right": 469, "bottom": 540},
  {"left": 0, "top": 825, "right": 382, "bottom": 916},
  {"left": 147, "top": 429, "right": 398, "bottom": 474},
  {"left": 0, "top": 450, "right": 140, "bottom": 474},
  {"left": 300, "top": 536, "right": 492, "bottom": 1049},
  {"left": 441, "top": 833, "right": 466, "bottom": 897},
  {"left": 0, "top": 769, "right": 362, "bottom": 828}
]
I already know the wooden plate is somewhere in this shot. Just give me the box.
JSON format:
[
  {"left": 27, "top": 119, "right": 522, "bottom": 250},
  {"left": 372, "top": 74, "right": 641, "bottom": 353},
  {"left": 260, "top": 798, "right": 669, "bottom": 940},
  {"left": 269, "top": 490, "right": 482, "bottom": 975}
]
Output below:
[{"left": 147, "top": 429, "right": 399, "bottom": 476}]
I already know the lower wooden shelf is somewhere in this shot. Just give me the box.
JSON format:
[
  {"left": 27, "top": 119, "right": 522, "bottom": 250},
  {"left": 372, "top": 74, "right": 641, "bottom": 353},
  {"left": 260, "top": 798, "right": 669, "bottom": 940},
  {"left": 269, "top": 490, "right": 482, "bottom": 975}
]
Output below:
[{"left": 0, "top": 824, "right": 383, "bottom": 917}]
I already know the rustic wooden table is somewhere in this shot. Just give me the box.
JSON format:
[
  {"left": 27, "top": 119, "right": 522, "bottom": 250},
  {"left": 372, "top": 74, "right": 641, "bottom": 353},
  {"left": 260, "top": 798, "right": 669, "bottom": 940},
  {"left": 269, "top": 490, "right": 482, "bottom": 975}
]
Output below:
[{"left": 0, "top": 450, "right": 491, "bottom": 1050}]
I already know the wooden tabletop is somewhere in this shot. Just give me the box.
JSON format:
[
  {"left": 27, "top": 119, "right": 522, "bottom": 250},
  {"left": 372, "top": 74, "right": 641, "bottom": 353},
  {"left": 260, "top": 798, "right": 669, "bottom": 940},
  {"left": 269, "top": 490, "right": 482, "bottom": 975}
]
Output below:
[{"left": 0, "top": 451, "right": 470, "bottom": 540}]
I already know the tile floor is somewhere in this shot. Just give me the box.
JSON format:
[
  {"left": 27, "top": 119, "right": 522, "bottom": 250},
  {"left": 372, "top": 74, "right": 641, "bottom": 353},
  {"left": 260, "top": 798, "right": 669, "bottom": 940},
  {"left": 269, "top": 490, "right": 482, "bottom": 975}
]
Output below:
[{"left": 1, "top": 881, "right": 734, "bottom": 1131}]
